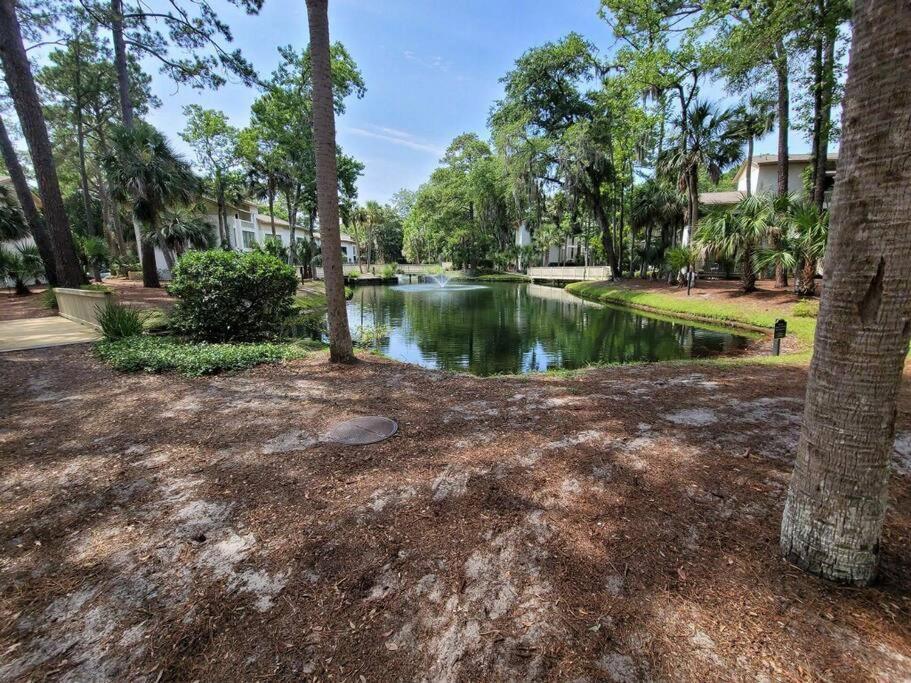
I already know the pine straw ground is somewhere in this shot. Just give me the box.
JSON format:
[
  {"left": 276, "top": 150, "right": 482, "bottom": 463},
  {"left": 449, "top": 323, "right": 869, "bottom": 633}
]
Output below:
[{"left": 1, "top": 348, "right": 910, "bottom": 682}]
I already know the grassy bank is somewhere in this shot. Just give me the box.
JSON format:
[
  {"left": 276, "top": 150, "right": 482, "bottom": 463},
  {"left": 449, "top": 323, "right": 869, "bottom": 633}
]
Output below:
[{"left": 565, "top": 280, "right": 817, "bottom": 363}]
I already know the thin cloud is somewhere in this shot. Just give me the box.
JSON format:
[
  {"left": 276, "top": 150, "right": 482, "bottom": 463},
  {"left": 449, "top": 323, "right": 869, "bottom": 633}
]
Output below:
[
  {"left": 403, "top": 50, "right": 452, "bottom": 73},
  {"left": 346, "top": 125, "right": 444, "bottom": 156}
]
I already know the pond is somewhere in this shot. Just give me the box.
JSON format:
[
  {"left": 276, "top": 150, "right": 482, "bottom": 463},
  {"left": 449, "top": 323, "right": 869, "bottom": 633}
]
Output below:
[{"left": 345, "top": 281, "right": 755, "bottom": 376}]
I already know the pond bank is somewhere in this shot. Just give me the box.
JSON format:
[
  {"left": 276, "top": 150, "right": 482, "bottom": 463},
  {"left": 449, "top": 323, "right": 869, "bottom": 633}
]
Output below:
[{"left": 566, "top": 279, "right": 817, "bottom": 362}]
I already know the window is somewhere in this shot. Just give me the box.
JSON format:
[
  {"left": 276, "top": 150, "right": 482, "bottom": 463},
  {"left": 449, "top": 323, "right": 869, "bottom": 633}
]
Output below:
[
  {"left": 295, "top": 236, "right": 307, "bottom": 245},
  {"left": 242, "top": 231, "right": 256, "bottom": 249}
]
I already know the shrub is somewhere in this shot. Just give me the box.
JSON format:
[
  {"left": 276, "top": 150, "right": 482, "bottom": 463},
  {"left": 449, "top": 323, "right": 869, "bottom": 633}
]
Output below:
[
  {"left": 168, "top": 250, "right": 297, "bottom": 342},
  {"left": 345, "top": 286, "right": 354, "bottom": 300},
  {"left": 96, "top": 302, "right": 146, "bottom": 340},
  {"left": 40, "top": 287, "right": 58, "bottom": 309},
  {"left": 793, "top": 299, "right": 819, "bottom": 318},
  {"left": 95, "top": 336, "right": 307, "bottom": 376},
  {"left": 380, "top": 263, "right": 398, "bottom": 278}
]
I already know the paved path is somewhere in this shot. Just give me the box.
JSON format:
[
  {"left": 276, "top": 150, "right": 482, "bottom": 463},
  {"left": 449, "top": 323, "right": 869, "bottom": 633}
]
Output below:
[{"left": 0, "top": 317, "right": 99, "bottom": 352}]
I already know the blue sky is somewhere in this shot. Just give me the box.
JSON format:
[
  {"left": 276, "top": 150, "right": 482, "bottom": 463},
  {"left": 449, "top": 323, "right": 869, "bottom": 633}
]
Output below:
[{"left": 143, "top": 0, "right": 810, "bottom": 204}]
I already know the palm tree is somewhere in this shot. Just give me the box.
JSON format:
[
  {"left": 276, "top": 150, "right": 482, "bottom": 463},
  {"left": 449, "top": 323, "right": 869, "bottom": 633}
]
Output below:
[
  {"left": 695, "top": 194, "right": 769, "bottom": 292},
  {"left": 790, "top": 200, "right": 828, "bottom": 297},
  {"left": 729, "top": 95, "right": 776, "bottom": 197},
  {"left": 148, "top": 205, "right": 213, "bottom": 267},
  {"left": 0, "top": 113, "right": 57, "bottom": 284},
  {"left": 629, "top": 179, "right": 685, "bottom": 277},
  {"left": 104, "top": 122, "right": 200, "bottom": 287},
  {"left": 78, "top": 235, "right": 109, "bottom": 283},
  {"left": 660, "top": 101, "right": 742, "bottom": 235},
  {"left": 780, "top": 0, "right": 911, "bottom": 585},
  {"left": 0, "top": 184, "right": 28, "bottom": 241},
  {"left": 305, "top": 0, "right": 354, "bottom": 363}
]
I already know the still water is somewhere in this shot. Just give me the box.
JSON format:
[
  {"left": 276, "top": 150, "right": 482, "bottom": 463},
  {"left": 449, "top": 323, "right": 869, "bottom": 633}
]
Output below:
[{"left": 345, "top": 281, "right": 753, "bottom": 376}]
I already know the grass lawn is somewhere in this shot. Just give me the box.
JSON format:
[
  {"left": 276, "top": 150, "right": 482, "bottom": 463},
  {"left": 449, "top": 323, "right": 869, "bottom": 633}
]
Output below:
[{"left": 566, "top": 280, "right": 818, "bottom": 363}]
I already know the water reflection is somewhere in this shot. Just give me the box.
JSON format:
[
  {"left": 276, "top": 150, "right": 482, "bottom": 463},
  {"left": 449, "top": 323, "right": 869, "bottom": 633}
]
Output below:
[{"left": 346, "top": 282, "right": 753, "bottom": 376}]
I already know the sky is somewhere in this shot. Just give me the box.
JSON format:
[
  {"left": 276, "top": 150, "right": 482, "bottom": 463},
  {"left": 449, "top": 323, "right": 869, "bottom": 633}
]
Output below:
[{"left": 140, "top": 0, "right": 813, "bottom": 205}]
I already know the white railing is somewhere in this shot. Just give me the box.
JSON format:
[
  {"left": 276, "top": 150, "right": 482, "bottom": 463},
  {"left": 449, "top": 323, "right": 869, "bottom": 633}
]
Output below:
[{"left": 527, "top": 266, "right": 611, "bottom": 281}]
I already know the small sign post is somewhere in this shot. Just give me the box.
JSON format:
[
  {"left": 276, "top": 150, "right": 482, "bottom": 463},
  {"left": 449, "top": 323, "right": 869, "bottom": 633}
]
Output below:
[{"left": 772, "top": 319, "right": 787, "bottom": 356}]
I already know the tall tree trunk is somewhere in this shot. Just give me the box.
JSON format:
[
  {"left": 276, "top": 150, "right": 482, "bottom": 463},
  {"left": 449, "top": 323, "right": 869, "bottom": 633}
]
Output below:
[
  {"left": 305, "top": 0, "right": 354, "bottom": 363},
  {"left": 745, "top": 136, "right": 754, "bottom": 197},
  {"left": 813, "top": 12, "right": 837, "bottom": 212},
  {"left": 0, "top": 112, "right": 58, "bottom": 285},
  {"left": 268, "top": 182, "right": 276, "bottom": 236},
  {"left": 0, "top": 0, "right": 83, "bottom": 287},
  {"left": 111, "top": 0, "right": 133, "bottom": 128},
  {"left": 773, "top": 40, "right": 789, "bottom": 288},
  {"left": 111, "top": 0, "right": 158, "bottom": 287},
  {"left": 780, "top": 0, "right": 911, "bottom": 585},
  {"left": 73, "top": 35, "right": 96, "bottom": 237}
]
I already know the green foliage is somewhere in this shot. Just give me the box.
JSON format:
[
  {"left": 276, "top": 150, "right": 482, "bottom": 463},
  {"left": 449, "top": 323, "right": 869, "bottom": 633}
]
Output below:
[
  {"left": 353, "top": 324, "right": 389, "bottom": 348},
  {"left": 664, "top": 246, "right": 700, "bottom": 273},
  {"left": 345, "top": 286, "right": 354, "bottom": 300},
  {"left": 142, "top": 308, "right": 171, "bottom": 333},
  {"left": 0, "top": 185, "right": 29, "bottom": 241},
  {"left": 169, "top": 250, "right": 298, "bottom": 342},
  {"left": 40, "top": 287, "right": 58, "bottom": 309},
  {"left": 379, "top": 263, "right": 398, "bottom": 278},
  {"left": 793, "top": 300, "right": 819, "bottom": 318},
  {"left": 95, "top": 336, "right": 307, "bottom": 376},
  {"left": 474, "top": 273, "right": 529, "bottom": 282},
  {"left": 96, "top": 302, "right": 146, "bottom": 340}
]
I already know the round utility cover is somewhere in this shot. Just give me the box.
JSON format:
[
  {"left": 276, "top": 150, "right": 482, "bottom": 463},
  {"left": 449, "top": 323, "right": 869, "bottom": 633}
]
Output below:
[{"left": 328, "top": 416, "right": 398, "bottom": 445}]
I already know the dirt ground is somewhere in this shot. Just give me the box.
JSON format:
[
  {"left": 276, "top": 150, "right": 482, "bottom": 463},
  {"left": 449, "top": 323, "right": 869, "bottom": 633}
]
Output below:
[
  {"left": 622, "top": 277, "right": 809, "bottom": 317},
  {"left": 1, "top": 345, "right": 909, "bottom": 681}
]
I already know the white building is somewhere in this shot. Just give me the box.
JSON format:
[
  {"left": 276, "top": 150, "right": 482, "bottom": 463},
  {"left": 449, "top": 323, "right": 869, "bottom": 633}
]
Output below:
[
  {"left": 700, "top": 153, "right": 838, "bottom": 208},
  {"left": 515, "top": 221, "right": 588, "bottom": 267},
  {"left": 153, "top": 197, "right": 359, "bottom": 279}
]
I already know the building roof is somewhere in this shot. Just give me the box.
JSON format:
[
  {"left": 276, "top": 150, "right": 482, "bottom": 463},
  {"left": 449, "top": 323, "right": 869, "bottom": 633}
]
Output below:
[
  {"left": 733, "top": 153, "right": 839, "bottom": 184},
  {"left": 699, "top": 190, "right": 744, "bottom": 205}
]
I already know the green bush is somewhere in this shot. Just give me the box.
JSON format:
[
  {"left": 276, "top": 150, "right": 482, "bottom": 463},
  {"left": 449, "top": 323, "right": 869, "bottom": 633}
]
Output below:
[
  {"left": 793, "top": 299, "right": 819, "bottom": 318},
  {"left": 95, "top": 336, "right": 307, "bottom": 376},
  {"left": 168, "top": 250, "right": 297, "bottom": 342},
  {"left": 345, "top": 286, "right": 354, "bottom": 300},
  {"left": 380, "top": 263, "right": 398, "bottom": 278},
  {"left": 40, "top": 288, "right": 58, "bottom": 309},
  {"left": 96, "top": 302, "right": 146, "bottom": 340}
]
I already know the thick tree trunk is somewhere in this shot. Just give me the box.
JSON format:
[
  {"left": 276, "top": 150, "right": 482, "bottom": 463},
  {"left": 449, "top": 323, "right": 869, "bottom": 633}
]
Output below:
[
  {"left": 305, "top": 0, "right": 354, "bottom": 363},
  {"left": 780, "top": 0, "right": 911, "bottom": 585},
  {"left": 592, "top": 190, "right": 620, "bottom": 278},
  {"left": 0, "top": 0, "right": 83, "bottom": 287},
  {"left": 0, "top": 112, "right": 58, "bottom": 285}
]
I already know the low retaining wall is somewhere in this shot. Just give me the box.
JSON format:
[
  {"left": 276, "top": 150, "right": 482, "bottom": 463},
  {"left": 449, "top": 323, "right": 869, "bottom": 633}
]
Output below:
[
  {"left": 527, "top": 266, "right": 612, "bottom": 281},
  {"left": 54, "top": 288, "right": 113, "bottom": 329}
]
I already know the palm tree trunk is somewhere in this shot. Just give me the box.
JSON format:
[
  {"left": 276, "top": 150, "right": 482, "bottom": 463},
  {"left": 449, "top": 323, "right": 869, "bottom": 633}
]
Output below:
[
  {"left": 813, "top": 22, "right": 836, "bottom": 211},
  {"left": 740, "top": 246, "right": 755, "bottom": 293},
  {"left": 0, "top": 112, "right": 58, "bottom": 285},
  {"left": 773, "top": 40, "right": 789, "bottom": 289},
  {"left": 0, "top": 0, "right": 83, "bottom": 288},
  {"left": 268, "top": 183, "right": 276, "bottom": 236},
  {"left": 305, "top": 0, "right": 354, "bottom": 363},
  {"left": 780, "top": 0, "right": 911, "bottom": 585}
]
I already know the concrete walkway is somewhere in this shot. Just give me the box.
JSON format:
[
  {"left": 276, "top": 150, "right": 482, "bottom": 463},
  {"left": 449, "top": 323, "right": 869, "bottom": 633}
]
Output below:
[{"left": 0, "top": 317, "right": 99, "bottom": 352}]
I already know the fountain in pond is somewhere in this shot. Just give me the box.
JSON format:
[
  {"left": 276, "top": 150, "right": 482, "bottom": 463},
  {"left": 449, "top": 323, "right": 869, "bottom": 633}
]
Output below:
[
  {"left": 390, "top": 270, "right": 485, "bottom": 293},
  {"left": 429, "top": 272, "right": 450, "bottom": 288}
]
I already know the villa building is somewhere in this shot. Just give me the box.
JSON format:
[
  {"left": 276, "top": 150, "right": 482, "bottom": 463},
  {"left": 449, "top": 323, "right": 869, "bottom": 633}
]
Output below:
[
  {"left": 699, "top": 153, "right": 839, "bottom": 209},
  {"left": 153, "top": 197, "right": 359, "bottom": 279}
]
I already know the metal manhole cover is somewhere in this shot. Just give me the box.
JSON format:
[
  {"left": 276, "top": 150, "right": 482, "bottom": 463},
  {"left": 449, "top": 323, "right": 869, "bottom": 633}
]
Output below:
[{"left": 328, "top": 416, "right": 398, "bottom": 445}]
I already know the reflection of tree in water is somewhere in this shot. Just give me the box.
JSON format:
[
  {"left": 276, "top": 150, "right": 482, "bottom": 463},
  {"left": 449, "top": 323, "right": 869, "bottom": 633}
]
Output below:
[{"left": 346, "top": 283, "right": 750, "bottom": 375}]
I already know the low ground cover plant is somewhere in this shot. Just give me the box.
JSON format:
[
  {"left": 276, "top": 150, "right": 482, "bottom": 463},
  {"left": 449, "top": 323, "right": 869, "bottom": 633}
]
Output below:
[{"left": 94, "top": 336, "right": 308, "bottom": 376}]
